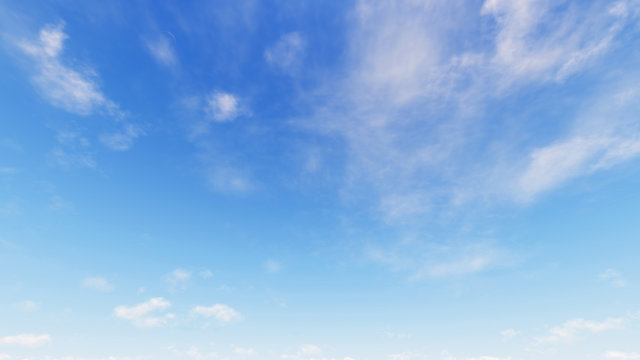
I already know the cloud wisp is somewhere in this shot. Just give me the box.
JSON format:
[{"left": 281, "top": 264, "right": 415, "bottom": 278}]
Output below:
[
  {"left": 82, "top": 276, "right": 115, "bottom": 292},
  {"left": 14, "top": 23, "right": 144, "bottom": 153},
  {"left": 0, "top": 334, "right": 51, "bottom": 347},
  {"left": 16, "top": 23, "right": 120, "bottom": 116}
]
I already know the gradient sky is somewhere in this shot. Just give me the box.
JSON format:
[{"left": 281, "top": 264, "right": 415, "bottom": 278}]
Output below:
[{"left": 1, "top": 1, "right": 640, "bottom": 359}]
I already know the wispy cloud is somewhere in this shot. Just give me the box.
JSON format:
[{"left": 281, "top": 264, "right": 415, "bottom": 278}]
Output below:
[
  {"left": 99, "top": 123, "right": 145, "bottom": 151},
  {"left": 49, "top": 131, "right": 97, "bottom": 169},
  {"left": 191, "top": 304, "right": 242, "bottom": 324},
  {"left": 16, "top": 23, "right": 121, "bottom": 116},
  {"left": 265, "top": 259, "right": 283, "bottom": 273},
  {"left": 298, "top": 0, "right": 640, "bottom": 224},
  {"left": 0, "top": 334, "right": 51, "bottom": 347},
  {"left": 14, "top": 23, "right": 144, "bottom": 153},
  {"left": 265, "top": 32, "right": 305, "bottom": 73},
  {"left": 114, "top": 297, "right": 174, "bottom": 328},
  {"left": 367, "top": 240, "right": 508, "bottom": 280},
  {"left": 199, "top": 269, "right": 213, "bottom": 279},
  {"left": 12, "top": 300, "right": 39, "bottom": 312},
  {"left": 536, "top": 317, "right": 625, "bottom": 344},
  {"left": 82, "top": 276, "right": 115, "bottom": 292},
  {"left": 204, "top": 164, "right": 255, "bottom": 193},
  {"left": 598, "top": 269, "right": 628, "bottom": 288},
  {"left": 144, "top": 32, "right": 178, "bottom": 67},
  {"left": 605, "top": 351, "right": 640, "bottom": 359},
  {"left": 500, "top": 328, "right": 519, "bottom": 341},
  {"left": 233, "top": 346, "right": 256, "bottom": 357},
  {"left": 513, "top": 83, "right": 640, "bottom": 202}
]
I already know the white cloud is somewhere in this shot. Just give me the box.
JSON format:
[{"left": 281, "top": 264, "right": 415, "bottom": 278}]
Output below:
[
  {"left": 296, "top": 0, "right": 640, "bottom": 228},
  {"left": 82, "top": 276, "right": 115, "bottom": 292},
  {"left": 16, "top": 23, "right": 121, "bottom": 116},
  {"left": 166, "top": 268, "right": 191, "bottom": 291},
  {"left": 513, "top": 82, "right": 640, "bottom": 202},
  {"left": 114, "top": 297, "right": 174, "bottom": 328},
  {"left": 515, "top": 134, "right": 640, "bottom": 202},
  {"left": 537, "top": 317, "right": 625, "bottom": 344},
  {"left": 191, "top": 304, "right": 242, "bottom": 324},
  {"left": 144, "top": 33, "right": 177, "bottom": 67},
  {"left": 605, "top": 351, "right": 640, "bottom": 359},
  {"left": 265, "top": 259, "right": 283, "bottom": 273},
  {"left": 99, "top": 124, "right": 145, "bottom": 151},
  {"left": 206, "top": 91, "right": 241, "bottom": 123},
  {"left": 367, "top": 241, "right": 506, "bottom": 280},
  {"left": 599, "top": 269, "right": 628, "bottom": 288},
  {"left": 14, "top": 23, "right": 143, "bottom": 152},
  {"left": 265, "top": 32, "right": 305, "bottom": 73},
  {"left": 0, "top": 334, "right": 51, "bottom": 347}
]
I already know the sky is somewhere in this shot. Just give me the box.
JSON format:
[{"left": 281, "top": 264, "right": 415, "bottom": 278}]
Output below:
[{"left": 1, "top": 0, "right": 640, "bottom": 359}]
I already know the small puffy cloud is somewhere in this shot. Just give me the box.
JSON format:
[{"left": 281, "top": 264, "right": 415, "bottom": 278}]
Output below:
[
  {"left": 114, "top": 297, "right": 174, "bottom": 328},
  {"left": 537, "top": 317, "right": 625, "bottom": 344},
  {"left": 191, "top": 304, "right": 242, "bottom": 324},
  {"left": 265, "top": 259, "right": 283, "bottom": 273},
  {"left": 599, "top": 269, "right": 628, "bottom": 288},
  {"left": 265, "top": 32, "right": 306, "bottom": 73},
  {"left": 206, "top": 92, "right": 240, "bottom": 122},
  {"left": 82, "top": 276, "right": 115, "bottom": 292},
  {"left": 0, "top": 334, "right": 51, "bottom": 347},
  {"left": 166, "top": 268, "right": 191, "bottom": 291},
  {"left": 13, "top": 300, "right": 39, "bottom": 312},
  {"left": 144, "top": 33, "right": 177, "bottom": 67},
  {"left": 605, "top": 351, "right": 640, "bottom": 359}
]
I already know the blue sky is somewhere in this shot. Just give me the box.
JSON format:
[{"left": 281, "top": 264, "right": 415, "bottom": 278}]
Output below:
[{"left": 1, "top": 0, "right": 640, "bottom": 359}]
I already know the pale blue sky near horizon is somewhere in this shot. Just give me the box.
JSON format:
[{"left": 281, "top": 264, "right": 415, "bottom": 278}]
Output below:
[{"left": 1, "top": 0, "right": 640, "bottom": 359}]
